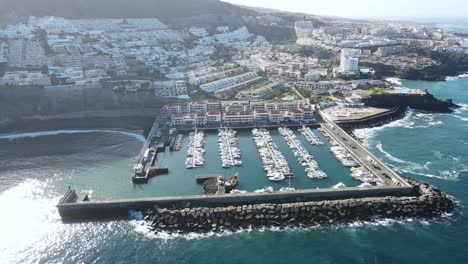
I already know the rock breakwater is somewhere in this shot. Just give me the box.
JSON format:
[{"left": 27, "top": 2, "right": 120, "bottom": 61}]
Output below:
[{"left": 142, "top": 179, "right": 454, "bottom": 232}]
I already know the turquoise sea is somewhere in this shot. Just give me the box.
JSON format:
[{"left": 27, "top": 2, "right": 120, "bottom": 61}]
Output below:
[{"left": 1, "top": 77, "right": 468, "bottom": 263}]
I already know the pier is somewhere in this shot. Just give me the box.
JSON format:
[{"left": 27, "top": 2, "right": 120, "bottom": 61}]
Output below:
[
  {"left": 319, "top": 109, "right": 410, "bottom": 187},
  {"left": 218, "top": 128, "right": 242, "bottom": 168},
  {"left": 253, "top": 128, "right": 292, "bottom": 181},
  {"left": 278, "top": 127, "right": 327, "bottom": 179}
]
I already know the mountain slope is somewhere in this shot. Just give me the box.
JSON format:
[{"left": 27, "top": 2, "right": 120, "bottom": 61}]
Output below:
[{"left": 0, "top": 0, "right": 253, "bottom": 21}]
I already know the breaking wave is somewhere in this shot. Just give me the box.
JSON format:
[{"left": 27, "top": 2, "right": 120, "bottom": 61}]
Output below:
[
  {"left": 446, "top": 72, "right": 468, "bottom": 81},
  {"left": 375, "top": 142, "right": 465, "bottom": 181},
  {"left": 131, "top": 214, "right": 455, "bottom": 241},
  {"left": 354, "top": 111, "right": 447, "bottom": 148},
  {"left": 452, "top": 115, "right": 468, "bottom": 122},
  {"left": 0, "top": 129, "right": 145, "bottom": 142},
  {"left": 385, "top": 77, "right": 402, "bottom": 86}
]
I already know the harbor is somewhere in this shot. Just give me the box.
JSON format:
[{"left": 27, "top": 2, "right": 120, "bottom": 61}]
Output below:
[
  {"left": 131, "top": 127, "right": 361, "bottom": 196},
  {"left": 57, "top": 100, "right": 429, "bottom": 225}
]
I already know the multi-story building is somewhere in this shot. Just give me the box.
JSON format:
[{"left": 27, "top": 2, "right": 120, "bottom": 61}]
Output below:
[
  {"left": 223, "top": 111, "right": 254, "bottom": 125},
  {"left": 7, "top": 39, "right": 46, "bottom": 68},
  {"left": 0, "top": 71, "right": 51, "bottom": 86},
  {"left": 339, "top": 48, "right": 359, "bottom": 73},
  {"left": 164, "top": 100, "right": 316, "bottom": 128},
  {"left": 152, "top": 81, "right": 187, "bottom": 97}
]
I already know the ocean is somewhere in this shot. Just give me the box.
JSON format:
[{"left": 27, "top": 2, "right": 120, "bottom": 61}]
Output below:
[{"left": 1, "top": 77, "right": 468, "bottom": 263}]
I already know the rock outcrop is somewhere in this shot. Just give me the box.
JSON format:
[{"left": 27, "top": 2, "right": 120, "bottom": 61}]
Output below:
[{"left": 362, "top": 91, "right": 459, "bottom": 113}]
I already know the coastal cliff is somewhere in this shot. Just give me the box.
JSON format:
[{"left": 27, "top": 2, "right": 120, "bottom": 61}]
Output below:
[
  {"left": 0, "top": 85, "right": 176, "bottom": 132},
  {"left": 361, "top": 91, "right": 458, "bottom": 113}
]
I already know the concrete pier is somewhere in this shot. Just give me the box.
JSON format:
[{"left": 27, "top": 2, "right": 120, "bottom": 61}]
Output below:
[
  {"left": 319, "top": 109, "right": 410, "bottom": 187},
  {"left": 57, "top": 185, "right": 415, "bottom": 222}
]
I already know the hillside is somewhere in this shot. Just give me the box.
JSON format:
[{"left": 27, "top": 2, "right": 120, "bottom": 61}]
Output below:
[{"left": 0, "top": 0, "right": 253, "bottom": 23}]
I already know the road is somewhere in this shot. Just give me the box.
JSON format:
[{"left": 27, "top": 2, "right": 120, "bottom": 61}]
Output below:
[{"left": 319, "top": 110, "right": 410, "bottom": 187}]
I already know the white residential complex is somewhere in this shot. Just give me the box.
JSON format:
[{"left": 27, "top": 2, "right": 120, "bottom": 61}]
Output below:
[
  {"left": 162, "top": 100, "right": 316, "bottom": 127},
  {"left": 339, "top": 48, "right": 359, "bottom": 72},
  {"left": 200, "top": 71, "right": 259, "bottom": 92},
  {"left": 7, "top": 39, "right": 46, "bottom": 68},
  {"left": 152, "top": 81, "right": 188, "bottom": 97},
  {"left": 0, "top": 71, "right": 51, "bottom": 86}
]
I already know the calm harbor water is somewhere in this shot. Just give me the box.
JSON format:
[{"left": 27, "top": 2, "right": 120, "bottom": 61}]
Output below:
[{"left": 1, "top": 77, "right": 468, "bottom": 263}]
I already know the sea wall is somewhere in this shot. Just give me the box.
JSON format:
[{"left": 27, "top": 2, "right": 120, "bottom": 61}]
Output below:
[
  {"left": 58, "top": 185, "right": 415, "bottom": 222},
  {"left": 142, "top": 180, "right": 453, "bottom": 232},
  {"left": 335, "top": 107, "right": 406, "bottom": 131}
]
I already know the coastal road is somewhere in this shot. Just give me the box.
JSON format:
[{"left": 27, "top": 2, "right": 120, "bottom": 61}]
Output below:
[{"left": 319, "top": 110, "right": 410, "bottom": 187}]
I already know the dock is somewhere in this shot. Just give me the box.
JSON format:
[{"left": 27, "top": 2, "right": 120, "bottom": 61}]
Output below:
[
  {"left": 132, "top": 120, "right": 170, "bottom": 184},
  {"left": 279, "top": 127, "right": 326, "bottom": 179},
  {"left": 319, "top": 109, "right": 410, "bottom": 187}
]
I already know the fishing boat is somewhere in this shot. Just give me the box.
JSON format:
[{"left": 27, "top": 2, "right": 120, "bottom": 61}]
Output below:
[{"left": 225, "top": 172, "right": 239, "bottom": 190}]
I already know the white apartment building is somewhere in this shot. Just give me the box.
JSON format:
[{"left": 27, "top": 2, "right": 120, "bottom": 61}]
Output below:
[
  {"left": 304, "top": 72, "right": 321, "bottom": 82},
  {"left": 152, "top": 81, "right": 187, "bottom": 97},
  {"left": 339, "top": 48, "right": 359, "bottom": 73},
  {"left": 0, "top": 71, "right": 51, "bottom": 86},
  {"left": 200, "top": 71, "right": 259, "bottom": 93},
  {"left": 7, "top": 39, "right": 46, "bottom": 68}
]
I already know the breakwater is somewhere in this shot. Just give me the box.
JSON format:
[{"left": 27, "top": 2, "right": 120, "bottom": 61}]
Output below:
[
  {"left": 335, "top": 107, "right": 406, "bottom": 131},
  {"left": 142, "top": 179, "right": 453, "bottom": 232}
]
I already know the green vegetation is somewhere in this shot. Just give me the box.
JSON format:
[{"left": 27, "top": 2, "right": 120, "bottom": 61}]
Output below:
[
  {"left": 299, "top": 46, "right": 337, "bottom": 60},
  {"left": 82, "top": 34, "right": 99, "bottom": 43},
  {"left": 272, "top": 87, "right": 299, "bottom": 100},
  {"left": 248, "top": 81, "right": 272, "bottom": 91},
  {"left": 0, "top": 62, "right": 6, "bottom": 77},
  {"left": 366, "top": 87, "right": 388, "bottom": 95},
  {"left": 35, "top": 29, "right": 54, "bottom": 56},
  {"left": 322, "top": 95, "right": 338, "bottom": 102}
]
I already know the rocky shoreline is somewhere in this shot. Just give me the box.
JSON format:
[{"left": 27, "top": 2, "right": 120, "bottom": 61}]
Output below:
[{"left": 142, "top": 179, "right": 454, "bottom": 232}]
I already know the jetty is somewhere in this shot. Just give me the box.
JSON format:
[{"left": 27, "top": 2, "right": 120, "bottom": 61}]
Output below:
[{"left": 319, "top": 109, "right": 410, "bottom": 187}]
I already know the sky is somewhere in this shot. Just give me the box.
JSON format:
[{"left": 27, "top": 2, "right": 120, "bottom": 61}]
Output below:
[{"left": 223, "top": 0, "right": 468, "bottom": 21}]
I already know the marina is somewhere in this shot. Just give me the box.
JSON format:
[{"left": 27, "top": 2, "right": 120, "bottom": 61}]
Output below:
[
  {"left": 252, "top": 128, "right": 293, "bottom": 182},
  {"left": 185, "top": 130, "right": 206, "bottom": 169},
  {"left": 218, "top": 128, "right": 242, "bottom": 168},
  {"left": 318, "top": 128, "right": 359, "bottom": 167},
  {"left": 299, "top": 125, "right": 324, "bottom": 145},
  {"left": 278, "top": 127, "right": 328, "bottom": 180},
  {"left": 134, "top": 128, "right": 360, "bottom": 196}
]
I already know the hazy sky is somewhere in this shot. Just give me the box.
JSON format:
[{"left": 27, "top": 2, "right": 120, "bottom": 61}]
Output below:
[{"left": 223, "top": 0, "right": 468, "bottom": 21}]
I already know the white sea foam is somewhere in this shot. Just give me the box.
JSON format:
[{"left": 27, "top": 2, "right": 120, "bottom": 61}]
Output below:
[
  {"left": 0, "top": 129, "right": 145, "bottom": 142},
  {"left": 131, "top": 215, "right": 453, "bottom": 241},
  {"left": 458, "top": 104, "right": 468, "bottom": 110},
  {"left": 452, "top": 115, "right": 468, "bottom": 122},
  {"left": 375, "top": 142, "right": 408, "bottom": 164},
  {"left": 385, "top": 77, "right": 402, "bottom": 86},
  {"left": 353, "top": 112, "right": 416, "bottom": 147},
  {"left": 396, "top": 167, "right": 465, "bottom": 181},
  {"left": 445, "top": 72, "right": 468, "bottom": 81}
]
